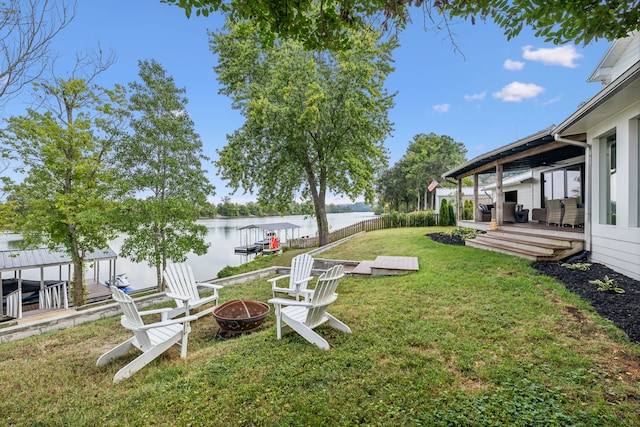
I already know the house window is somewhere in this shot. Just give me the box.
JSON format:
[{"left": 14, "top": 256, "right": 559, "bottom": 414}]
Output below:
[
  {"left": 541, "top": 165, "right": 584, "bottom": 206},
  {"left": 600, "top": 133, "right": 617, "bottom": 225}
]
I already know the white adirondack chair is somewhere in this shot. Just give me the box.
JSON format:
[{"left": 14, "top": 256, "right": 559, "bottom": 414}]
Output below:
[
  {"left": 269, "top": 253, "right": 315, "bottom": 301},
  {"left": 268, "top": 264, "right": 351, "bottom": 350},
  {"left": 96, "top": 287, "right": 197, "bottom": 383},
  {"left": 163, "top": 263, "right": 223, "bottom": 319}
]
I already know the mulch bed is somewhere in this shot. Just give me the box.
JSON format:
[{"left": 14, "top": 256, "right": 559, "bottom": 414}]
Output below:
[{"left": 427, "top": 232, "right": 640, "bottom": 343}]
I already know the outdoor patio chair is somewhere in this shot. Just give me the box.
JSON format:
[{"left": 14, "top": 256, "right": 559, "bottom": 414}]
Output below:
[
  {"left": 96, "top": 287, "right": 197, "bottom": 383},
  {"left": 164, "top": 263, "right": 223, "bottom": 319},
  {"left": 561, "top": 198, "right": 584, "bottom": 227},
  {"left": 269, "top": 253, "right": 315, "bottom": 301},
  {"left": 268, "top": 264, "right": 351, "bottom": 350},
  {"left": 546, "top": 199, "right": 564, "bottom": 226}
]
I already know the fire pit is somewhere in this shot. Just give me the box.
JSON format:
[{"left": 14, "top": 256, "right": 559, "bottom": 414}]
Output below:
[{"left": 213, "top": 299, "right": 270, "bottom": 339}]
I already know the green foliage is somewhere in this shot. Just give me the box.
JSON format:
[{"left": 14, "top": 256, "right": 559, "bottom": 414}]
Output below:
[
  {"left": 438, "top": 199, "right": 451, "bottom": 226},
  {"left": 216, "top": 265, "right": 235, "bottom": 278},
  {"left": 589, "top": 276, "right": 625, "bottom": 293},
  {"left": 447, "top": 202, "right": 455, "bottom": 225},
  {"left": 2, "top": 228, "right": 640, "bottom": 424},
  {"left": 116, "top": 59, "right": 215, "bottom": 289},
  {"left": 561, "top": 262, "right": 592, "bottom": 271},
  {"left": 449, "top": 226, "right": 477, "bottom": 240},
  {"left": 462, "top": 199, "right": 474, "bottom": 220},
  {"left": 381, "top": 210, "right": 437, "bottom": 227},
  {"left": 165, "top": 0, "right": 640, "bottom": 50},
  {"left": 1, "top": 76, "right": 127, "bottom": 305},
  {"left": 211, "top": 21, "right": 395, "bottom": 245},
  {"left": 378, "top": 133, "right": 467, "bottom": 212}
]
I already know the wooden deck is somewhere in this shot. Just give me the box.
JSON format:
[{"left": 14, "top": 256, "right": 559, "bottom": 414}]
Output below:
[
  {"left": 351, "top": 256, "right": 419, "bottom": 277},
  {"left": 459, "top": 220, "right": 585, "bottom": 261}
]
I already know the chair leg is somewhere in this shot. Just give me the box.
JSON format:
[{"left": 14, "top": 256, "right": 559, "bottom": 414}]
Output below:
[
  {"left": 96, "top": 337, "right": 136, "bottom": 366},
  {"left": 282, "top": 316, "right": 330, "bottom": 350},
  {"left": 274, "top": 305, "right": 282, "bottom": 339},
  {"left": 112, "top": 335, "right": 182, "bottom": 383},
  {"left": 180, "top": 323, "right": 191, "bottom": 359},
  {"left": 325, "top": 313, "right": 352, "bottom": 334}
]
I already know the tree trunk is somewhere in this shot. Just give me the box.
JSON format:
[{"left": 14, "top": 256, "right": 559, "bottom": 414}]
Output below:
[
  {"left": 315, "top": 198, "right": 329, "bottom": 246},
  {"left": 72, "top": 260, "right": 86, "bottom": 306},
  {"left": 423, "top": 187, "right": 428, "bottom": 211}
]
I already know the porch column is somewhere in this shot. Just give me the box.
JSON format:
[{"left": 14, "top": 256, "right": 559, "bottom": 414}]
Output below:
[
  {"left": 496, "top": 163, "right": 504, "bottom": 224},
  {"left": 473, "top": 174, "right": 479, "bottom": 221},
  {"left": 457, "top": 178, "right": 462, "bottom": 223}
]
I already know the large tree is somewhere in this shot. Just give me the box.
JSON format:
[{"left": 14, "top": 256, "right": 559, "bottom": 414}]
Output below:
[
  {"left": 377, "top": 159, "right": 413, "bottom": 212},
  {"left": 0, "top": 68, "right": 127, "bottom": 306},
  {"left": 116, "top": 59, "right": 215, "bottom": 290},
  {"left": 0, "top": 0, "right": 75, "bottom": 107},
  {"left": 403, "top": 133, "right": 467, "bottom": 210},
  {"left": 211, "top": 22, "right": 394, "bottom": 246},
  {"left": 165, "top": 0, "right": 639, "bottom": 50},
  {"left": 378, "top": 133, "right": 466, "bottom": 211}
]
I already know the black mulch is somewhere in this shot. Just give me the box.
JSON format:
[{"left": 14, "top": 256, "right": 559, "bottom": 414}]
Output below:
[{"left": 427, "top": 232, "right": 640, "bottom": 343}]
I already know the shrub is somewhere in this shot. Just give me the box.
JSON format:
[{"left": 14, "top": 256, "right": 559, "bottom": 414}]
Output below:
[
  {"left": 561, "top": 262, "right": 591, "bottom": 271},
  {"left": 589, "top": 275, "right": 625, "bottom": 293},
  {"left": 448, "top": 203, "right": 455, "bottom": 225},
  {"left": 439, "top": 199, "right": 450, "bottom": 226},
  {"left": 463, "top": 199, "right": 474, "bottom": 220}
]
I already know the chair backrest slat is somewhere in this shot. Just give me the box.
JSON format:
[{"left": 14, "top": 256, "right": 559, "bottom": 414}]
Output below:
[
  {"left": 289, "top": 254, "right": 314, "bottom": 292},
  {"left": 305, "top": 265, "right": 344, "bottom": 326},
  {"left": 111, "top": 287, "right": 152, "bottom": 349},
  {"left": 164, "top": 263, "right": 201, "bottom": 305}
]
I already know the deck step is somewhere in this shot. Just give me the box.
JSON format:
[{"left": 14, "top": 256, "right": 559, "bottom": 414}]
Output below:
[
  {"left": 466, "top": 229, "right": 585, "bottom": 262},
  {"left": 486, "top": 230, "right": 574, "bottom": 248}
]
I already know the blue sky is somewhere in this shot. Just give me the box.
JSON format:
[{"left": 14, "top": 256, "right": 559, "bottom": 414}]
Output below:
[{"left": 2, "top": 1, "right": 611, "bottom": 203}]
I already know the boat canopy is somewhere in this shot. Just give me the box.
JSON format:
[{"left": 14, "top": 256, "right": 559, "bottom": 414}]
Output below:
[
  {"left": 0, "top": 247, "right": 117, "bottom": 273},
  {"left": 237, "top": 222, "right": 300, "bottom": 231}
]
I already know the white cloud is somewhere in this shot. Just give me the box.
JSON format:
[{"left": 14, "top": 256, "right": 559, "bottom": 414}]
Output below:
[
  {"left": 503, "top": 59, "right": 525, "bottom": 71},
  {"left": 464, "top": 91, "right": 486, "bottom": 101},
  {"left": 493, "top": 82, "right": 545, "bottom": 102},
  {"left": 522, "top": 45, "right": 583, "bottom": 68},
  {"left": 543, "top": 95, "right": 563, "bottom": 106},
  {"left": 433, "top": 103, "right": 450, "bottom": 113}
]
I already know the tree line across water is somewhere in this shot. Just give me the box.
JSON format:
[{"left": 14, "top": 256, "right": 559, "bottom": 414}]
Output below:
[{"left": 202, "top": 200, "right": 373, "bottom": 218}]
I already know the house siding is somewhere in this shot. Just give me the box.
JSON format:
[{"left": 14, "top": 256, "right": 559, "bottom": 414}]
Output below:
[
  {"left": 611, "top": 37, "right": 640, "bottom": 80},
  {"left": 588, "top": 101, "right": 640, "bottom": 280}
]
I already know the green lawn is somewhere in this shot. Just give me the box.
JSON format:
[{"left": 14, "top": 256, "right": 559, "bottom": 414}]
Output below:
[{"left": 1, "top": 227, "right": 639, "bottom": 426}]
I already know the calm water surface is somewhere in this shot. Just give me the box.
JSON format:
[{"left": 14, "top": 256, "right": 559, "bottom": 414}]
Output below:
[{"left": 0, "top": 212, "right": 375, "bottom": 289}]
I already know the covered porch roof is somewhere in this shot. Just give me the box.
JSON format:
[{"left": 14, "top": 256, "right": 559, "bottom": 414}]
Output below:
[{"left": 442, "top": 127, "right": 586, "bottom": 180}]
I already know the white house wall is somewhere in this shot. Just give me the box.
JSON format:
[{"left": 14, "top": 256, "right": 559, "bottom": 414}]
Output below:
[{"left": 588, "top": 101, "right": 640, "bottom": 280}]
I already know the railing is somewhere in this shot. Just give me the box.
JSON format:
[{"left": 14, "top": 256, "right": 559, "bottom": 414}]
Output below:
[
  {"left": 6, "top": 289, "right": 22, "bottom": 319},
  {"left": 39, "top": 282, "right": 69, "bottom": 310},
  {"left": 289, "top": 213, "right": 441, "bottom": 249}
]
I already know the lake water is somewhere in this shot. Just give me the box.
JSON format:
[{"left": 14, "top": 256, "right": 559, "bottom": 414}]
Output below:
[{"left": 0, "top": 212, "right": 375, "bottom": 290}]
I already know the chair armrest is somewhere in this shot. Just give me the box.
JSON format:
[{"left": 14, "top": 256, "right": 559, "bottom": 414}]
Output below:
[
  {"left": 268, "top": 275, "right": 290, "bottom": 285},
  {"left": 137, "top": 315, "right": 199, "bottom": 330},
  {"left": 268, "top": 297, "right": 313, "bottom": 308},
  {"left": 196, "top": 282, "right": 223, "bottom": 291},
  {"left": 292, "top": 275, "right": 314, "bottom": 286},
  {"left": 166, "top": 292, "right": 191, "bottom": 303},
  {"left": 138, "top": 307, "right": 175, "bottom": 317}
]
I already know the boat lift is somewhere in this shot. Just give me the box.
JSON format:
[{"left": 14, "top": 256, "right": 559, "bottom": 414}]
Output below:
[{"left": 234, "top": 222, "right": 301, "bottom": 255}]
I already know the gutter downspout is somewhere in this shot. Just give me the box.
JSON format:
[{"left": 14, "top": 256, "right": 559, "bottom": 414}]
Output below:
[{"left": 553, "top": 133, "right": 592, "bottom": 256}]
